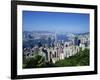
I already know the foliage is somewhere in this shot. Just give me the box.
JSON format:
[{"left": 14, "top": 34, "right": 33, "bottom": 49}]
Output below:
[
  {"left": 23, "top": 54, "right": 46, "bottom": 68},
  {"left": 23, "top": 48, "right": 89, "bottom": 68},
  {"left": 55, "top": 49, "right": 89, "bottom": 67}
]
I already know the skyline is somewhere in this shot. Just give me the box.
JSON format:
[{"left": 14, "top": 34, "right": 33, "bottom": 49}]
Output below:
[{"left": 23, "top": 11, "right": 89, "bottom": 33}]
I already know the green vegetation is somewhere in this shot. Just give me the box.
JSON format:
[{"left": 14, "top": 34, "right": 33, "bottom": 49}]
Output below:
[
  {"left": 23, "top": 55, "right": 46, "bottom": 68},
  {"left": 55, "top": 49, "right": 89, "bottom": 67},
  {"left": 23, "top": 49, "right": 89, "bottom": 68},
  {"left": 23, "top": 54, "right": 57, "bottom": 68}
]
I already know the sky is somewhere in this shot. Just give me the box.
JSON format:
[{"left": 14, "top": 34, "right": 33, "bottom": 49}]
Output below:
[{"left": 23, "top": 11, "right": 89, "bottom": 33}]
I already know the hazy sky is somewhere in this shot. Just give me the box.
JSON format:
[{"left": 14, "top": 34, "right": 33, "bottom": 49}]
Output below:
[{"left": 23, "top": 11, "right": 89, "bottom": 33}]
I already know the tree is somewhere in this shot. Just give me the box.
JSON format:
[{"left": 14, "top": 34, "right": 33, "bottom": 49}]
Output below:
[
  {"left": 23, "top": 54, "right": 46, "bottom": 68},
  {"left": 55, "top": 49, "right": 89, "bottom": 66}
]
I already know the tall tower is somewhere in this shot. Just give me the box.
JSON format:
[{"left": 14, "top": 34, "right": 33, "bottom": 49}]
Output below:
[
  {"left": 74, "top": 36, "right": 78, "bottom": 46},
  {"left": 55, "top": 32, "right": 57, "bottom": 43}
]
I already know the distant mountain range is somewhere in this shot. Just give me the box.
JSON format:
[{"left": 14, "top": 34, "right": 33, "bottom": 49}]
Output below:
[
  {"left": 23, "top": 31, "right": 54, "bottom": 34},
  {"left": 75, "top": 32, "right": 89, "bottom": 35},
  {"left": 23, "top": 31, "right": 89, "bottom": 35},
  {"left": 23, "top": 31, "right": 89, "bottom": 38}
]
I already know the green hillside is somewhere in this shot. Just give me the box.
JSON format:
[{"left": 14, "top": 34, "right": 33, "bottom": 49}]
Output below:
[
  {"left": 23, "top": 48, "right": 89, "bottom": 68},
  {"left": 55, "top": 48, "right": 89, "bottom": 67}
]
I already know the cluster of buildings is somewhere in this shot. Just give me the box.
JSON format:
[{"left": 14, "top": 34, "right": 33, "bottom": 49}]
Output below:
[{"left": 23, "top": 33, "right": 90, "bottom": 63}]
